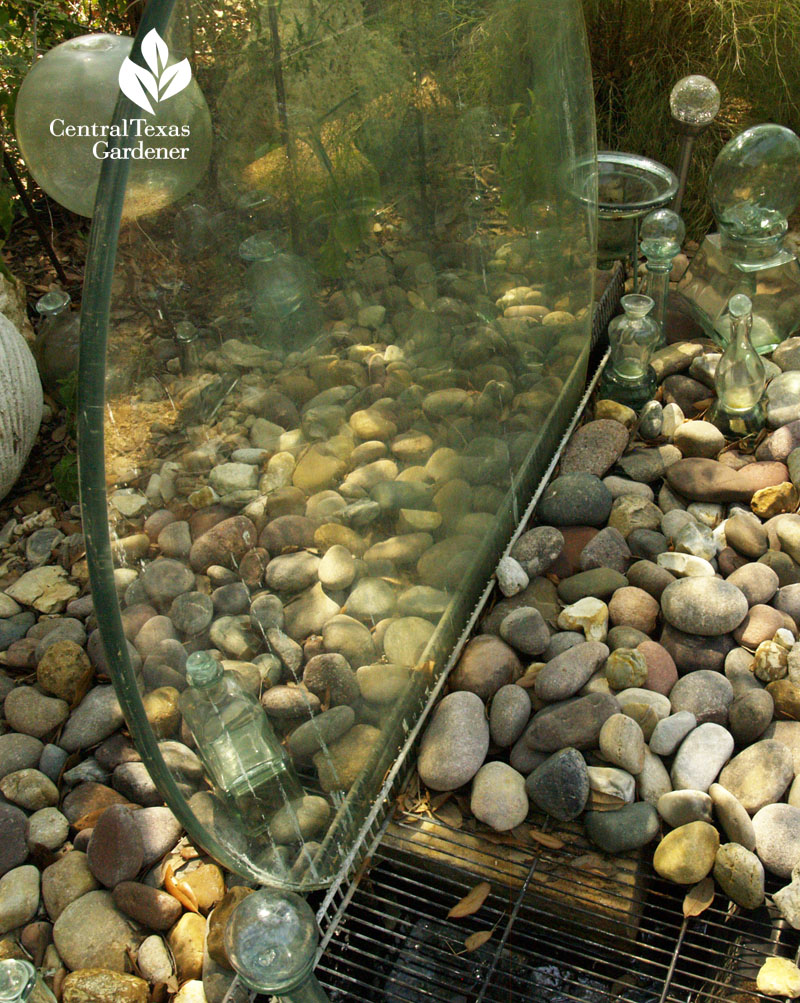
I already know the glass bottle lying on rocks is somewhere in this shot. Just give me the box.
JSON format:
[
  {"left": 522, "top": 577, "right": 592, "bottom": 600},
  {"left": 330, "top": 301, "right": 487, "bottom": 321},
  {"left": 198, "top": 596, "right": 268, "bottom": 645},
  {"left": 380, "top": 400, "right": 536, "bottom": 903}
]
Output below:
[{"left": 78, "top": 0, "right": 598, "bottom": 889}]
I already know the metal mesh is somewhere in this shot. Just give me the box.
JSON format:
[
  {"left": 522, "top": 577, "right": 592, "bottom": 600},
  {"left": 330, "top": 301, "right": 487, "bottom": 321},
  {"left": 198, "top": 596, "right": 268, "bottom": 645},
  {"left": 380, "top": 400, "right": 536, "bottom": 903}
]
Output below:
[{"left": 315, "top": 808, "right": 800, "bottom": 1003}]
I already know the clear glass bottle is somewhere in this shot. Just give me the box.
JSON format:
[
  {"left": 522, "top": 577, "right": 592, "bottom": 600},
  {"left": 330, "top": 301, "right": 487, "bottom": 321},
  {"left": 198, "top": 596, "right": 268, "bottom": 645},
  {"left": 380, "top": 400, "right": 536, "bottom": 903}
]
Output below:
[
  {"left": 640, "top": 208, "right": 686, "bottom": 347},
  {"left": 599, "top": 294, "right": 660, "bottom": 409},
  {"left": 34, "top": 290, "right": 80, "bottom": 395},
  {"left": 711, "top": 293, "right": 765, "bottom": 436},
  {"left": 0, "top": 959, "right": 57, "bottom": 1003},
  {"left": 179, "top": 651, "right": 305, "bottom": 836},
  {"left": 225, "top": 888, "right": 331, "bottom": 1003},
  {"left": 676, "top": 124, "right": 800, "bottom": 353}
]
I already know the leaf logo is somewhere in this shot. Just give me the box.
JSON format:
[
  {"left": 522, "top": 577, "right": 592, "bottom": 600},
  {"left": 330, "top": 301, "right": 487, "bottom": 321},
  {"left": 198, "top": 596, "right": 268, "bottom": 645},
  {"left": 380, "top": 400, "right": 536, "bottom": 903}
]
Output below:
[{"left": 118, "top": 29, "right": 192, "bottom": 115}]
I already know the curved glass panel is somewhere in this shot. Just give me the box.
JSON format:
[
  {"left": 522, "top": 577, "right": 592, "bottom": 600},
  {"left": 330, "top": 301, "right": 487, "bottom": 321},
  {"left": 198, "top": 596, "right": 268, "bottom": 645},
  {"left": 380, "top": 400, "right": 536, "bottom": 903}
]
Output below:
[{"left": 79, "top": 0, "right": 597, "bottom": 889}]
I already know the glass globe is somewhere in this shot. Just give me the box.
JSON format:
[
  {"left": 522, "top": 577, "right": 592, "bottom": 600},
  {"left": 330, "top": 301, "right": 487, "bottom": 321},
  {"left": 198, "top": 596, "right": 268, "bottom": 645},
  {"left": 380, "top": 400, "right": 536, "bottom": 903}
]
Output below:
[
  {"left": 709, "top": 124, "right": 800, "bottom": 241},
  {"left": 640, "top": 208, "right": 686, "bottom": 261},
  {"left": 15, "top": 33, "right": 212, "bottom": 218},
  {"left": 224, "top": 889, "right": 319, "bottom": 994},
  {"left": 670, "top": 75, "right": 721, "bottom": 127}
]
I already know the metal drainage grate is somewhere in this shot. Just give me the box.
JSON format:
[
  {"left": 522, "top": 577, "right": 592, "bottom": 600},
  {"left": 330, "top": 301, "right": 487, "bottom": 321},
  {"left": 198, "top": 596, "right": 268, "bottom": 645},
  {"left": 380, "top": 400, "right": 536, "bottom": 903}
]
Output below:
[{"left": 315, "top": 806, "right": 800, "bottom": 1003}]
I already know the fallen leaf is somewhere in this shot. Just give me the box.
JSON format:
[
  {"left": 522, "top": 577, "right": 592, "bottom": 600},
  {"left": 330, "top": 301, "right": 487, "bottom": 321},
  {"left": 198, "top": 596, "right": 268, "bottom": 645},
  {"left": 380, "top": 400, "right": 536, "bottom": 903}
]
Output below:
[
  {"left": 448, "top": 881, "right": 491, "bottom": 919},
  {"left": 164, "top": 862, "right": 200, "bottom": 914},
  {"left": 683, "top": 877, "right": 714, "bottom": 918},
  {"left": 529, "top": 829, "right": 565, "bottom": 850},
  {"left": 464, "top": 930, "right": 493, "bottom": 952},
  {"left": 430, "top": 792, "right": 452, "bottom": 811},
  {"left": 434, "top": 802, "right": 463, "bottom": 829},
  {"left": 572, "top": 853, "right": 615, "bottom": 877}
]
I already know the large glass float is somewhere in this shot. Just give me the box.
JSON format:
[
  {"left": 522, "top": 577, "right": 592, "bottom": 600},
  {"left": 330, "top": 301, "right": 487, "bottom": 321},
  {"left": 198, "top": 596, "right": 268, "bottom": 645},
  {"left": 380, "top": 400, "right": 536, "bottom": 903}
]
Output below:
[{"left": 78, "top": 0, "right": 597, "bottom": 890}]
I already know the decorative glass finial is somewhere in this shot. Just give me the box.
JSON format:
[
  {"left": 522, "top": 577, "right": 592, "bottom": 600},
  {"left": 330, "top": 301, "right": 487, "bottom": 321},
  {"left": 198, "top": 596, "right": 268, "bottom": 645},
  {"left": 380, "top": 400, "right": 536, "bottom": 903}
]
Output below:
[
  {"left": 670, "top": 75, "right": 721, "bottom": 129},
  {"left": 711, "top": 294, "right": 765, "bottom": 435},
  {"left": 640, "top": 208, "right": 686, "bottom": 346},
  {"left": 179, "top": 651, "right": 305, "bottom": 836},
  {"left": 225, "top": 889, "right": 331, "bottom": 1002},
  {"left": 670, "top": 75, "right": 720, "bottom": 217},
  {"left": 0, "top": 959, "right": 56, "bottom": 1003},
  {"left": 599, "top": 294, "right": 660, "bottom": 409}
]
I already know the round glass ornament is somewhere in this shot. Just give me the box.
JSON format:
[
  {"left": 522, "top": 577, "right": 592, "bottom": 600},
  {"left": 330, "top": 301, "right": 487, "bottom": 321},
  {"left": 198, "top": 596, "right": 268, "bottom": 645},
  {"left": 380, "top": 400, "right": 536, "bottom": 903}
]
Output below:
[{"left": 15, "top": 33, "right": 212, "bottom": 218}]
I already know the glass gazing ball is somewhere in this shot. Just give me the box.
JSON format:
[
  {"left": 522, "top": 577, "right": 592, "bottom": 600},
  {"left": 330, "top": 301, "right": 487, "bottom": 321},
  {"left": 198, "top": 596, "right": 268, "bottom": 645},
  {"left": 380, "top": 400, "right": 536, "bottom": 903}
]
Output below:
[
  {"left": 15, "top": 34, "right": 212, "bottom": 218},
  {"left": 224, "top": 888, "right": 319, "bottom": 993},
  {"left": 709, "top": 124, "right": 800, "bottom": 240},
  {"left": 0, "top": 959, "right": 35, "bottom": 1002},
  {"left": 670, "top": 75, "right": 720, "bottom": 127},
  {"left": 640, "top": 208, "right": 686, "bottom": 262}
]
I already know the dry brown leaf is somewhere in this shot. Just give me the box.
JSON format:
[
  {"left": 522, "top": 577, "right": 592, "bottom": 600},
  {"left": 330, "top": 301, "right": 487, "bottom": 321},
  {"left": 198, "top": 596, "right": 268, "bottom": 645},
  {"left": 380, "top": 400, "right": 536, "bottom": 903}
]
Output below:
[
  {"left": 429, "top": 792, "right": 452, "bottom": 811},
  {"left": 683, "top": 877, "right": 714, "bottom": 918},
  {"left": 434, "top": 802, "right": 463, "bottom": 829},
  {"left": 164, "top": 863, "right": 200, "bottom": 914},
  {"left": 572, "top": 853, "right": 615, "bottom": 877},
  {"left": 529, "top": 829, "right": 565, "bottom": 850},
  {"left": 464, "top": 929, "right": 493, "bottom": 952},
  {"left": 448, "top": 881, "right": 492, "bottom": 919}
]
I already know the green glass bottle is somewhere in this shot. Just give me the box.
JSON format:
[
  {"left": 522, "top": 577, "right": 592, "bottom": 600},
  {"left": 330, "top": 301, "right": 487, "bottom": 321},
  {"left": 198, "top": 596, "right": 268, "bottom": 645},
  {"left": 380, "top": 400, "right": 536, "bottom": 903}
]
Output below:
[
  {"left": 640, "top": 208, "right": 686, "bottom": 347},
  {"left": 179, "top": 651, "right": 305, "bottom": 836},
  {"left": 711, "top": 293, "right": 765, "bottom": 436}
]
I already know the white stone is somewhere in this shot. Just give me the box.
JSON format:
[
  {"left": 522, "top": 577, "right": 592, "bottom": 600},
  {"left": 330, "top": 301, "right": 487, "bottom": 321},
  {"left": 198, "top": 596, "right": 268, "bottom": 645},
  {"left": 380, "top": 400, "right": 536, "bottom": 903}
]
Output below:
[
  {"left": 757, "top": 957, "right": 800, "bottom": 998},
  {"left": 260, "top": 451, "right": 295, "bottom": 492},
  {"left": 661, "top": 509, "right": 695, "bottom": 541},
  {"left": 109, "top": 489, "right": 148, "bottom": 517},
  {"left": 174, "top": 981, "right": 208, "bottom": 1003},
  {"left": 138, "top": 935, "right": 174, "bottom": 984},
  {"left": 496, "top": 556, "right": 529, "bottom": 597},
  {"left": 661, "top": 402, "right": 685, "bottom": 438},
  {"left": 657, "top": 552, "right": 715, "bottom": 578},
  {"left": 0, "top": 314, "right": 42, "bottom": 502},
  {"left": 6, "top": 566, "right": 78, "bottom": 613},
  {"left": 687, "top": 502, "right": 724, "bottom": 528},
  {"left": 557, "top": 597, "right": 608, "bottom": 642}
]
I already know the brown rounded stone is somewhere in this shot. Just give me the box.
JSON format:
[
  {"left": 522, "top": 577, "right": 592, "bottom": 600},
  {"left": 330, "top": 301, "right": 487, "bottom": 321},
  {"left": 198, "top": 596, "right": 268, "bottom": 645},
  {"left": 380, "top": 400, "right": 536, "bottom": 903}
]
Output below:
[
  {"left": 666, "top": 459, "right": 790, "bottom": 503},
  {"left": 141, "top": 687, "right": 181, "bottom": 739},
  {"left": 42, "top": 852, "right": 99, "bottom": 921},
  {"left": 179, "top": 863, "right": 226, "bottom": 914},
  {"left": 87, "top": 805, "right": 144, "bottom": 888},
  {"left": 168, "top": 913, "right": 206, "bottom": 982},
  {"left": 112, "top": 882, "right": 182, "bottom": 931},
  {"left": 36, "top": 641, "right": 93, "bottom": 705},
  {"left": 62, "top": 968, "right": 148, "bottom": 1003},
  {"left": 637, "top": 640, "right": 678, "bottom": 696},
  {"left": 206, "top": 887, "right": 254, "bottom": 969},
  {"left": 189, "top": 516, "right": 258, "bottom": 573},
  {"left": 608, "top": 586, "right": 659, "bottom": 634},
  {"left": 733, "top": 605, "right": 787, "bottom": 648},
  {"left": 449, "top": 635, "right": 522, "bottom": 701},
  {"left": 62, "top": 783, "right": 129, "bottom": 826},
  {"left": 767, "top": 680, "right": 800, "bottom": 721}
]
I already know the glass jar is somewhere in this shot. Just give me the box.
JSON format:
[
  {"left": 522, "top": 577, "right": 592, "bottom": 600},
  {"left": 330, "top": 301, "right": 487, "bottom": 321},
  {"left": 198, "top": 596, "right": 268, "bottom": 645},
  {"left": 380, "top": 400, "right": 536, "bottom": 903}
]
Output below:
[
  {"left": 676, "top": 124, "right": 800, "bottom": 353},
  {"left": 78, "top": 0, "right": 598, "bottom": 890},
  {"left": 599, "top": 294, "right": 660, "bottom": 408}
]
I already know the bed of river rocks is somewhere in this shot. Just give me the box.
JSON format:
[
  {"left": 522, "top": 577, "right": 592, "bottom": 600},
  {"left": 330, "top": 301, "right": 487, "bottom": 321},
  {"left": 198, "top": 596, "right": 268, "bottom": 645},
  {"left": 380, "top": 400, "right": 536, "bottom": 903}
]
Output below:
[{"left": 417, "top": 331, "right": 800, "bottom": 935}]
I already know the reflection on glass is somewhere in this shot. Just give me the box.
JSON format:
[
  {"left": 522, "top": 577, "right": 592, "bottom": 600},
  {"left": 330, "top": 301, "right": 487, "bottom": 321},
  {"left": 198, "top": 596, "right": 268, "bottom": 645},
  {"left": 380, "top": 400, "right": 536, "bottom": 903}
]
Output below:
[{"left": 81, "top": 0, "right": 597, "bottom": 889}]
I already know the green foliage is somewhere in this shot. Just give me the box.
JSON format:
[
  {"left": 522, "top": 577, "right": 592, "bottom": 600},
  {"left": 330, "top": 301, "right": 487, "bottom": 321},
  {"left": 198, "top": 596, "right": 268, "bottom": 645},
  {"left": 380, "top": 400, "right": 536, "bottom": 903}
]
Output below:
[
  {"left": 52, "top": 454, "right": 78, "bottom": 504},
  {"left": 582, "top": 0, "right": 800, "bottom": 239},
  {"left": 53, "top": 370, "right": 79, "bottom": 504},
  {"left": 497, "top": 93, "right": 540, "bottom": 225}
]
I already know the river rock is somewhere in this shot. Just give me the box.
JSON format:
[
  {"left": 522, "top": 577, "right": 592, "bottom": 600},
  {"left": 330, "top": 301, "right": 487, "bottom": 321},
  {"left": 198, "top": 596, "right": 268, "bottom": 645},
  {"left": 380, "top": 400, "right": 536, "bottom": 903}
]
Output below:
[
  {"left": 598, "top": 713, "right": 645, "bottom": 773},
  {"left": 36, "top": 638, "right": 93, "bottom": 704},
  {"left": 559, "top": 420, "right": 629, "bottom": 477},
  {"left": 649, "top": 711, "right": 697, "bottom": 756},
  {"left": 62, "top": 969, "right": 149, "bottom": 1003},
  {"left": 578, "top": 527, "right": 631, "bottom": 575},
  {"left": 717, "top": 740, "right": 794, "bottom": 814},
  {"left": 666, "top": 458, "right": 789, "bottom": 503},
  {"left": 714, "top": 843, "right": 765, "bottom": 909},
  {"left": 671, "top": 722, "right": 734, "bottom": 792},
  {"left": 0, "top": 769, "right": 58, "bottom": 811},
  {"left": 726, "top": 562, "right": 779, "bottom": 606},
  {"left": 661, "top": 577, "right": 748, "bottom": 636},
  {"left": 489, "top": 685, "right": 532, "bottom": 747},
  {"left": 584, "top": 802, "right": 660, "bottom": 854},
  {"left": 510, "top": 526, "right": 564, "bottom": 577},
  {"left": 168, "top": 913, "right": 206, "bottom": 982},
  {"left": 709, "top": 783, "right": 756, "bottom": 850},
  {"left": 536, "top": 473, "right": 612, "bottom": 527},
  {"left": 4, "top": 686, "right": 69, "bottom": 739},
  {"left": 499, "top": 607, "right": 550, "bottom": 656},
  {"left": 524, "top": 692, "right": 620, "bottom": 751},
  {"left": 470, "top": 762, "right": 528, "bottom": 831},
  {"left": 653, "top": 821, "right": 720, "bottom": 883},
  {"left": 87, "top": 805, "right": 144, "bottom": 888},
  {"left": 113, "top": 881, "right": 182, "bottom": 931},
  {"left": 525, "top": 748, "right": 589, "bottom": 821},
  {"left": 449, "top": 635, "right": 522, "bottom": 701},
  {"left": 669, "top": 671, "right": 734, "bottom": 725},
  {"left": 60, "top": 687, "right": 124, "bottom": 753},
  {"left": 534, "top": 641, "right": 609, "bottom": 702},
  {"left": 418, "top": 692, "right": 490, "bottom": 791},
  {"left": 753, "top": 803, "right": 800, "bottom": 877},
  {"left": 0, "top": 865, "right": 39, "bottom": 935},
  {"left": 53, "top": 890, "right": 139, "bottom": 971}
]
